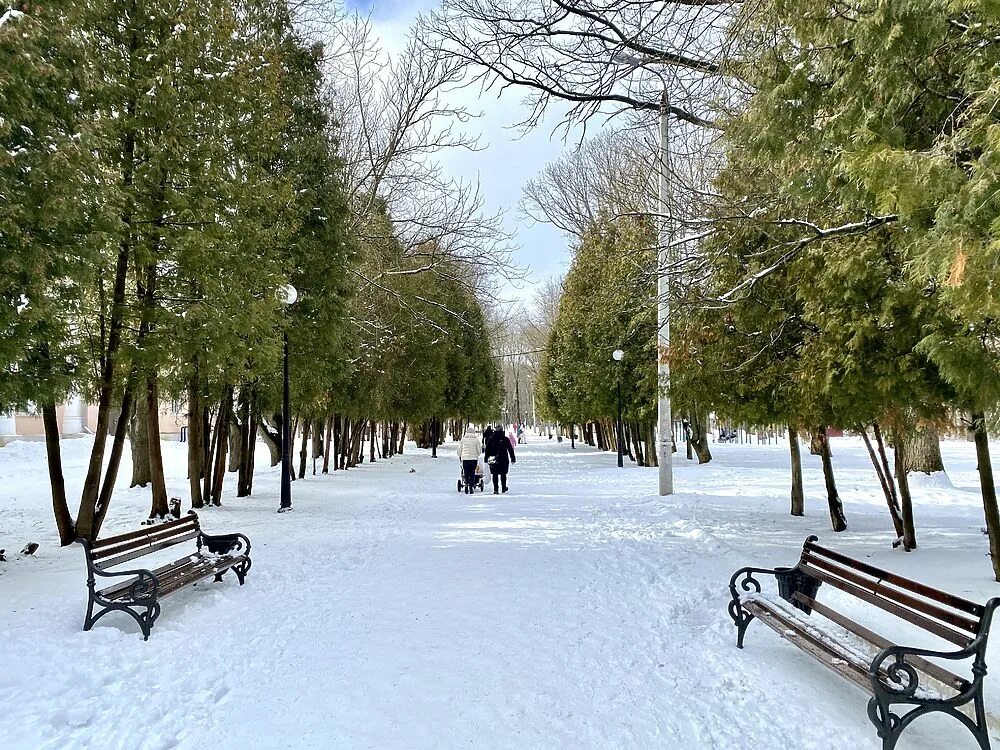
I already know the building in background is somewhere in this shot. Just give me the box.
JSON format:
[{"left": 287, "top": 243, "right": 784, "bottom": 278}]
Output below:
[{"left": 0, "top": 398, "right": 186, "bottom": 446}]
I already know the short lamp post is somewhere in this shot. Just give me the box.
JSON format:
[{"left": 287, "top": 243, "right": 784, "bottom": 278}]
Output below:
[
  {"left": 613, "top": 349, "right": 625, "bottom": 468},
  {"left": 277, "top": 283, "right": 298, "bottom": 513}
]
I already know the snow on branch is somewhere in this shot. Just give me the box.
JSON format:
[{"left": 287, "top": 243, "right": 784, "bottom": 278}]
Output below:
[
  {"left": 716, "top": 214, "right": 898, "bottom": 303},
  {"left": 0, "top": 8, "right": 24, "bottom": 27}
]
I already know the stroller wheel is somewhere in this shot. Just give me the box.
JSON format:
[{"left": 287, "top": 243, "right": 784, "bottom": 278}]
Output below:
[{"left": 457, "top": 480, "right": 462, "bottom": 492}]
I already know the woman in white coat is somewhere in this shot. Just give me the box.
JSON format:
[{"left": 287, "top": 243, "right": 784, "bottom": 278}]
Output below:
[{"left": 457, "top": 427, "right": 482, "bottom": 494}]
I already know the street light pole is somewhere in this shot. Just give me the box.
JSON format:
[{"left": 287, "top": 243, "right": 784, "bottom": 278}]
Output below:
[
  {"left": 277, "top": 283, "right": 298, "bottom": 513},
  {"left": 657, "top": 88, "right": 674, "bottom": 496},
  {"left": 613, "top": 349, "right": 624, "bottom": 468},
  {"left": 611, "top": 53, "right": 674, "bottom": 494},
  {"left": 280, "top": 331, "right": 292, "bottom": 511}
]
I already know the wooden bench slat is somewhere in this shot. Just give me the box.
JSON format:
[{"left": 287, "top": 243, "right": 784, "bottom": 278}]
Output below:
[
  {"left": 98, "top": 529, "right": 201, "bottom": 569},
  {"left": 804, "top": 540, "right": 984, "bottom": 617},
  {"left": 99, "top": 554, "right": 210, "bottom": 598},
  {"left": 744, "top": 599, "right": 873, "bottom": 691},
  {"left": 100, "top": 554, "right": 246, "bottom": 601},
  {"left": 793, "top": 593, "right": 971, "bottom": 693},
  {"left": 800, "top": 563, "right": 972, "bottom": 647},
  {"left": 801, "top": 553, "right": 980, "bottom": 635},
  {"left": 156, "top": 559, "right": 244, "bottom": 598},
  {"left": 92, "top": 519, "right": 199, "bottom": 561},
  {"left": 91, "top": 514, "right": 196, "bottom": 550}
]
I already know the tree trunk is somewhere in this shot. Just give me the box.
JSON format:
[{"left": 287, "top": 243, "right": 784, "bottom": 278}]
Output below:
[
  {"left": 398, "top": 422, "right": 407, "bottom": 455},
  {"left": 809, "top": 430, "right": 824, "bottom": 456},
  {"left": 259, "top": 416, "right": 281, "bottom": 467},
  {"left": 145, "top": 374, "right": 169, "bottom": 520},
  {"left": 312, "top": 418, "right": 324, "bottom": 476},
  {"left": 860, "top": 425, "right": 904, "bottom": 539},
  {"left": 129, "top": 389, "right": 151, "bottom": 488},
  {"left": 817, "top": 426, "right": 847, "bottom": 531},
  {"left": 348, "top": 419, "right": 365, "bottom": 467},
  {"left": 187, "top": 372, "right": 204, "bottom": 509},
  {"left": 972, "top": 412, "right": 1000, "bottom": 581},
  {"left": 894, "top": 438, "right": 917, "bottom": 551},
  {"left": 42, "top": 399, "right": 74, "bottom": 545},
  {"left": 322, "top": 414, "right": 334, "bottom": 473},
  {"left": 209, "top": 385, "right": 233, "bottom": 506},
  {"left": 646, "top": 423, "right": 658, "bottom": 467},
  {"left": 631, "top": 422, "right": 644, "bottom": 466},
  {"left": 332, "top": 415, "right": 342, "bottom": 468},
  {"left": 298, "top": 418, "right": 310, "bottom": 479},
  {"left": 690, "top": 412, "right": 713, "bottom": 464},
  {"left": 203, "top": 407, "right": 215, "bottom": 503},
  {"left": 336, "top": 415, "right": 348, "bottom": 469},
  {"left": 369, "top": 420, "right": 376, "bottom": 463},
  {"left": 903, "top": 423, "right": 945, "bottom": 475},
  {"left": 202, "top": 405, "right": 211, "bottom": 477},
  {"left": 242, "top": 404, "right": 259, "bottom": 495},
  {"left": 92, "top": 381, "right": 135, "bottom": 538},
  {"left": 226, "top": 412, "right": 243, "bottom": 474},
  {"left": 76, "top": 119, "right": 135, "bottom": 543},
  {"left": 234, "top": 391, "right": 251, "bottom": 494},
  {"left": 788, "top": 425, "right": 804, "bottom": 517}
]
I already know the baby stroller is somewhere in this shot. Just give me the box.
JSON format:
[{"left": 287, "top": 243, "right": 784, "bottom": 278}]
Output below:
[{"left": 457, "top": 460, "right": 485, "bottom": 493}]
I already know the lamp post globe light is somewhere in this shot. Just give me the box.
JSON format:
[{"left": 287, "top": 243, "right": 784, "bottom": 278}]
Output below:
[
  {"left": 278, "top": 283, "right": 297, "bottom": 513},
  {"left": 612, "top": 350, "right": 624, "bottom": 468}
]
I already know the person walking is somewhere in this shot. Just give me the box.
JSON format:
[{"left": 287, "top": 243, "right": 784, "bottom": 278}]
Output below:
[
  {"left": 483, "top": 425, "right": 494, "bottom": 453},
  {"left": 457, "top": 427, "right": 482, "bottom": 494},
  {"left": 485, "top": 425, "right": 516, "bottom": 494}
]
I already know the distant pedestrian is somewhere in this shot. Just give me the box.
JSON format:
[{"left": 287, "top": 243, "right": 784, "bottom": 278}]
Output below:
[
  {"left": 507, "top": 426, "right": 517, "bottom": 451},
  {"left": 457, "top": 427, "right": 482, "bottom": 494},
  {"left": 485, "top": 427, "right": 516, "bottom": 494},
  {"left": 517, "top": 425, "right": 525, "bottom": 444},
  {"left": 483, "top": 425, "right": 494, "bottom": 452}
]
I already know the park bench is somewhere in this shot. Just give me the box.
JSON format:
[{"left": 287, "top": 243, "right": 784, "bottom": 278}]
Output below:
[
  {"left": 76, "top": 511, "right": 251, "bottom": 640},
  {"left": 729, "top": 535, "right": 1000, "bottom": 750}
]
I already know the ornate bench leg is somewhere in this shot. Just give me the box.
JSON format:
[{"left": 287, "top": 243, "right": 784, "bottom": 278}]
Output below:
[
  {"left": 234, "top": 558, "right": 251, "bottom": 586},
  {"left": 83, "top": 592, "right": 97, "bottom": 632},
  {"left": 136, "top": 602, "right": 161, "bottom": 641},
  {"left": 728, "top": 598, "right": 755, "bottom": 649},
  {"left": 867, "top": 696, "right": 902, "bottom": 750}
]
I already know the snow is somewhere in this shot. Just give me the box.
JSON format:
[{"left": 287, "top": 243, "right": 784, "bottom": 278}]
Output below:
[
  {"left": 0, "top": 9, "right": 24, "bottom": 28},
  {"left": 2, "top": 434, "right": 1000, "bottom": 748}
]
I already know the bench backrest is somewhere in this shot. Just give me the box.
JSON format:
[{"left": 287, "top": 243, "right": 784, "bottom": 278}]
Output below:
[
  {"left": 797, "top": 536, "right": 985, "bottom": 647},
  {"left": 85, "top": 513, "right": 202, "bottom": 570}
]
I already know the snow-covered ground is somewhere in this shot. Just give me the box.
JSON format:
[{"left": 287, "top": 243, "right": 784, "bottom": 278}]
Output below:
[{"left": 2, "top": 433, "right": 1000, "bottom": 749}]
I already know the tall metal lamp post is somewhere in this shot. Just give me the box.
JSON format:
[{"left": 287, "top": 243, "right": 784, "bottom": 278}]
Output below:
[
  {"left": 613, "top": 349, "right": 625, "bottom": 468},
  {"left": 277, "top": 283, "right": 298, "bottom": 513},
  {"left": 611, "top": 53, "right": 673, "bottom": 495}
]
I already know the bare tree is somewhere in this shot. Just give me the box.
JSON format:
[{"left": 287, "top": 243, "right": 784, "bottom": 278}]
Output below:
[
  {"left": 522, "top": 129, "right": 653, "bottom": 238},
  {"left": 327, "top": 15, "right": 522, "bottom": 297},
  {"left": 422, "top": 0, "right": 743, "bottom": 134}
]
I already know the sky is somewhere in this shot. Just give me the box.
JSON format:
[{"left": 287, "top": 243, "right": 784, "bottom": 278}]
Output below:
[{"left": 342, "top": 0, "right": 574, "bottom": 306}]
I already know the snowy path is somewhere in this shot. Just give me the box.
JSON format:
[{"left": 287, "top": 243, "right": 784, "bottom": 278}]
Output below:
[{"left": 2, "top": 437, "right": 998, "bottom": 748}]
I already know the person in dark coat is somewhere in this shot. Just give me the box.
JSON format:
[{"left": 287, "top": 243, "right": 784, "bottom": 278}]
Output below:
[
  {"left": 484, "top": 426, "right": 516, "bottom": 494},
  {"left": 483, "top": 425, "right": 494, "bottom": 453}
]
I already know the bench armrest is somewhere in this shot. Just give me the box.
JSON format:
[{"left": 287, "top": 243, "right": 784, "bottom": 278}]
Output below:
[
  {"left": 728, "top": 566, "right": 781, "bottom": 598},
  {"left": 95, "top": 566, "right": 159, "bottom": 600},
  {"left": 200, "top": 531, "right": 251, "bottom": 557},
  {"left": 870, "top": 599, "right": 1000, "bottom": 701},
  {"left": 869, "top": 643, "right": 980, "bottom": 701}
]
